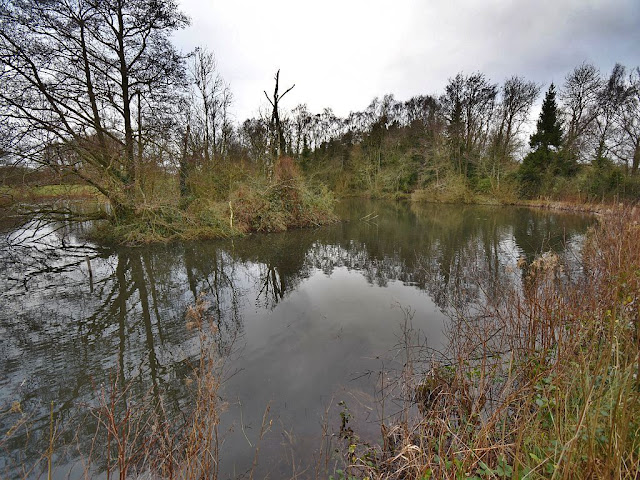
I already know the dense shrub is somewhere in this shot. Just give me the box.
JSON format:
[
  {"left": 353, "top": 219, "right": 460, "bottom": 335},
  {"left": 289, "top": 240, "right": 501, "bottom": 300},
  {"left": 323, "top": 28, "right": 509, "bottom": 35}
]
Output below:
[
  {"left": 411, "top": 175, "right": 475, "bottom": 204},
  {"left": 231, "top": 157, "right": 336, "bottom": 233}
]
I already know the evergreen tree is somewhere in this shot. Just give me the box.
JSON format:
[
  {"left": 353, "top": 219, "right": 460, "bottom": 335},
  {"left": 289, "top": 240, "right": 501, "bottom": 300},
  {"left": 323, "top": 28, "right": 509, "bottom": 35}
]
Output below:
[
  {"left": 530, "top": 84, "right": 563, "bottom": 151},
  {"left": 519, "top": 84, "right": 569, "bottom": 196}
]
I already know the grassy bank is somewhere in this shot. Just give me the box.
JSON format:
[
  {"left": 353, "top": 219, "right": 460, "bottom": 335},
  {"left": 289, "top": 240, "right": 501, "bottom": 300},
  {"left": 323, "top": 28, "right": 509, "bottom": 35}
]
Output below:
[
  {"left": 333, "top": 206, "right": 640, "bottom": 479},
  {"left": 0, "top": 184, "right": 103, "bottom": 207},
  {"left": 408, "top": 174, "right": 637, "bottom": 217}
]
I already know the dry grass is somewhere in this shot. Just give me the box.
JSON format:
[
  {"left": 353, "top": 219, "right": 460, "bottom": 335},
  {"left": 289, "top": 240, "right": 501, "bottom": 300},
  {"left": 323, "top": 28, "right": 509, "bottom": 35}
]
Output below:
[
  {"left": 93, "top": 157, "right": 336, "bottom": 245},
  {"left": 335, "top": 206, "right": 640, "bottom": 479},
  {"left": 411, "top": 175, "right": 476, "bottom": 205},
  {"left": 516, "top": 198, "right": 633, "bottom": 216},
  {"left": 230, "top": 157, "right": 337, "bottom": 234}
]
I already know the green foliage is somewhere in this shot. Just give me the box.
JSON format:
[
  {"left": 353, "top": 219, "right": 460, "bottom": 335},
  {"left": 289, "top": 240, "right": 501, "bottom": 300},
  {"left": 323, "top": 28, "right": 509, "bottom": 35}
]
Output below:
[
  {"left": 581, "top": 164, "right": 623, "bottom": 199},
  {"left": 530, "top": 84, "right": 563, "bottom": 151},
  {"left": 518, "top": 84, "right": 579, "bottom": 199},
  {"left": 568, "top": 164, "right": 640, "bottom": 202},
  {"left": 519, "top": 149, "right": 548, "bottom": 197},
  {"left": 470, "top": 456, "right": 513, "bottom": 479},
  {"left": 412, "top": 175, "right": 476, "bottom": 204},
  {"left": 474, "top": 177, "right": 492, "bottom": 194},
  {"left": 329, "top": 470, "right": 359, "bottom": 480}
]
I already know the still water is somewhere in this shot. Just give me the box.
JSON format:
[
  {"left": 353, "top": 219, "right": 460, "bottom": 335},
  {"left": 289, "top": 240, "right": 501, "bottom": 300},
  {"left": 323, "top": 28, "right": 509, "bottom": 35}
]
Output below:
[{"left": 0, "top": 200, "right": 593, "bottom": 478}]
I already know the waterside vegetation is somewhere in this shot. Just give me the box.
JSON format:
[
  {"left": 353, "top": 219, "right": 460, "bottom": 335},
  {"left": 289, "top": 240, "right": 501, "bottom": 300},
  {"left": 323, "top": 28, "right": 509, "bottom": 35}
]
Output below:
[
  {"left": 1, "top": 0, "right": 639, "bottom": 245},
  {"left": 0, "top": 1, "right": 638, "bottom": 476},
  {"left": 331, "top": 206, "right": 640, "bottom": 479}
]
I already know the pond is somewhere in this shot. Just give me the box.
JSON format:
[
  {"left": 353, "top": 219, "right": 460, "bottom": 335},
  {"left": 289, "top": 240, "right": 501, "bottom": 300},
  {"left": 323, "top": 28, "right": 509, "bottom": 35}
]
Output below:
[{"left": 0, "top": 200, "right": 594, "bottom": 479}]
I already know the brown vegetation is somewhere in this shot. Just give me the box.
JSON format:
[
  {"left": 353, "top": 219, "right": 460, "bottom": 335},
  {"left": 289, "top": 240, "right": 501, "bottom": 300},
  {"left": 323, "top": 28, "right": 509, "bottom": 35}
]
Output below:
[{"left": 334, "top": 206, "right": 640, "bottom": 479}]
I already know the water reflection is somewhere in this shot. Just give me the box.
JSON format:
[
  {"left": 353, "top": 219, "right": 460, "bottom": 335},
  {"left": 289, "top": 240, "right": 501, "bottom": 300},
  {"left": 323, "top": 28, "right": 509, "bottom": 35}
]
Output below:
[{"left": 0, "top": 200, "right": 593, "bottom": 478}]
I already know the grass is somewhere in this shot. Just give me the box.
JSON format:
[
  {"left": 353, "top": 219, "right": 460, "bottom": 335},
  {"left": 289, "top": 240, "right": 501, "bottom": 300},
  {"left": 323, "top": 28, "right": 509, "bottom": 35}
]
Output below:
[
  {"left": 0, "top": 184, "right": 103, "bottom": 204},
  {"left": 332, "top": 205, "right": 640, "bottom": 479},
  {"left": 411, "top": 175, "right": 478, "bottom": 204}
]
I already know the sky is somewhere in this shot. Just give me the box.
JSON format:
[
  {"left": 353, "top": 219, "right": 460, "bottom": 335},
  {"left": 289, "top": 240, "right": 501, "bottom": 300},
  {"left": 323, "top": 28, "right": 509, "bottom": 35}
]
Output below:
[{"left": 173, "top": 0, "right": 640, "bottom": 122}]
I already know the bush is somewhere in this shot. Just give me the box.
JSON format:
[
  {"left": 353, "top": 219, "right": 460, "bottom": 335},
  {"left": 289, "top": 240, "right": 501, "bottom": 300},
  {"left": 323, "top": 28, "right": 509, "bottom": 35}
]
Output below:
[
  {"left": 187, "top": 160, "right": 248, "bottom": 202},
  {"left": 574, "top": 164, "right": 640, "bottom": 202},
  {"left": 231, "top": 157, "right": 336, "bottom": 233},
  {"left": 475, "top": 177, "right": 492, "bottom": 194},
  {"left": 411, "top": 175, "right": 475, "bottom": 204}
]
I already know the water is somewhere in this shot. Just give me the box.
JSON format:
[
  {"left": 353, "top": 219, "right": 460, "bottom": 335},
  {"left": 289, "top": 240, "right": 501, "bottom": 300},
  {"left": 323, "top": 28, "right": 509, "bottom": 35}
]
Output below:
[{"left": 0, "top": 200, "right": 594, "bottom": 478}]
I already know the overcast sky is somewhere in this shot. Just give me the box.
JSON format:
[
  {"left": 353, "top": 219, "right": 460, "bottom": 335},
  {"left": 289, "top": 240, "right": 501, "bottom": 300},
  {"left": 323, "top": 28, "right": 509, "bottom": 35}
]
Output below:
[{"left": 173, "top": 0, "right": 640, "bottom": 122}]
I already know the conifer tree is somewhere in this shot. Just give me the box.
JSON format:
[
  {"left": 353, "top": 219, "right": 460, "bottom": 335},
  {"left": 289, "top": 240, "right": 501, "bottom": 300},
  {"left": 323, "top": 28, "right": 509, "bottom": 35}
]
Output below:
[
  {"left": 519, "top": 84, "right": 567, "bottom": 196},
  {"left": 530, "top": 84, "right": 563, "bottom": 151}
]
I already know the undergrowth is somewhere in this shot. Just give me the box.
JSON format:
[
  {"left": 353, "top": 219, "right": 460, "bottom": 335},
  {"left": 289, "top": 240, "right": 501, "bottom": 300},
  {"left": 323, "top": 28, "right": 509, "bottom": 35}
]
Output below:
[{"left": 94, "top": 157, "right": 336, "bottom": 245}]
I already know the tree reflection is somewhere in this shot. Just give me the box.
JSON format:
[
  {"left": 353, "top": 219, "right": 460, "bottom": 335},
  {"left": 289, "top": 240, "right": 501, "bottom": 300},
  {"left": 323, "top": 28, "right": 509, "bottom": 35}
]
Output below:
[{"left": 0, "top": 201, "right": 594, "bottom": 478}]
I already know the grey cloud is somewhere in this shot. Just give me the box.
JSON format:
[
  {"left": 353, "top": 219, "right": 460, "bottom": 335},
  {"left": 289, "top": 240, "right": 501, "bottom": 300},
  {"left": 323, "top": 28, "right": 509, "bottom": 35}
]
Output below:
[{"left": 175, "top": 0, "right": 640, "bottom": 120}]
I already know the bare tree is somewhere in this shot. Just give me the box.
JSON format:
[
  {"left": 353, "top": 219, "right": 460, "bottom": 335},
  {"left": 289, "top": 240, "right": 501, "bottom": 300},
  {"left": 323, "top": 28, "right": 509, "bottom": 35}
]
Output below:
[
  {"left": 486, "top": 76, "right": 540, "bottom": 182},
  {"left": 291, "top": 104, "right": 312, "bottom": 157},
  {"left": 403, "top": 95, "right": 441, "bottom": 129},
  {"left": 560, "top": 63, "right": 602, "bottom": 162},
  {"left": 442, "top": 73, "right": 497, "bottom": 176},
  {"left": 592, "top": 64, "right": 628, "bottom": 165},
  {"left": 0, "top": 0, "right": 188, "bottom": 218},
  {"left": 240, "top": 118, "right": 270, "bottom": 167},
  {"left": 219, "top": 84, "right": 234, "bottom": 161},
  {"left": 190, "top": 48, "right": 222, "bottom": 164},
  {"left": 494, "top": 77, "right": 540, "bottom": 159},
  {"left": 613, "top": 67, "right": 640, "bottom": 173},
  {"left": 264, "top": 70, "right": 295, "bottom": 160}
]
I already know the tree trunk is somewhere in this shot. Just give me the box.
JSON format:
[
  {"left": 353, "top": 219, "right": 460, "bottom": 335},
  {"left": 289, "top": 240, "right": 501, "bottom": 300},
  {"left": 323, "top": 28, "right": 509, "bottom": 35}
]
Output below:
[
  {"left": 180, "top": 124, "right": 191, "bottom": 197},
  {"left": 264, "top": 70, "right": 295, "bottom": 163},
  {"left": 116, "top": 2, "right": 135, "bottom": 187}
]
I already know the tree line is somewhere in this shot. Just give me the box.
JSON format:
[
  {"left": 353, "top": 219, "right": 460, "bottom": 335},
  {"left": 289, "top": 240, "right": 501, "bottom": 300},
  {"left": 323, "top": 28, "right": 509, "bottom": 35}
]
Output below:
[
  {"left": 1, "top": 0, "right": 638, "bottom": 232},
  {"left": 267, "top": 65, "right": 639, "bottom": 200}
]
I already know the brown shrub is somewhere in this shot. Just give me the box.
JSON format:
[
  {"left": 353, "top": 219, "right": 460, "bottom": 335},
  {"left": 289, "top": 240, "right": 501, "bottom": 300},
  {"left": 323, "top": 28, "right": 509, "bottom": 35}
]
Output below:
[{"left": 273, "top": 156, "right": 302, "bottom": 184}]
